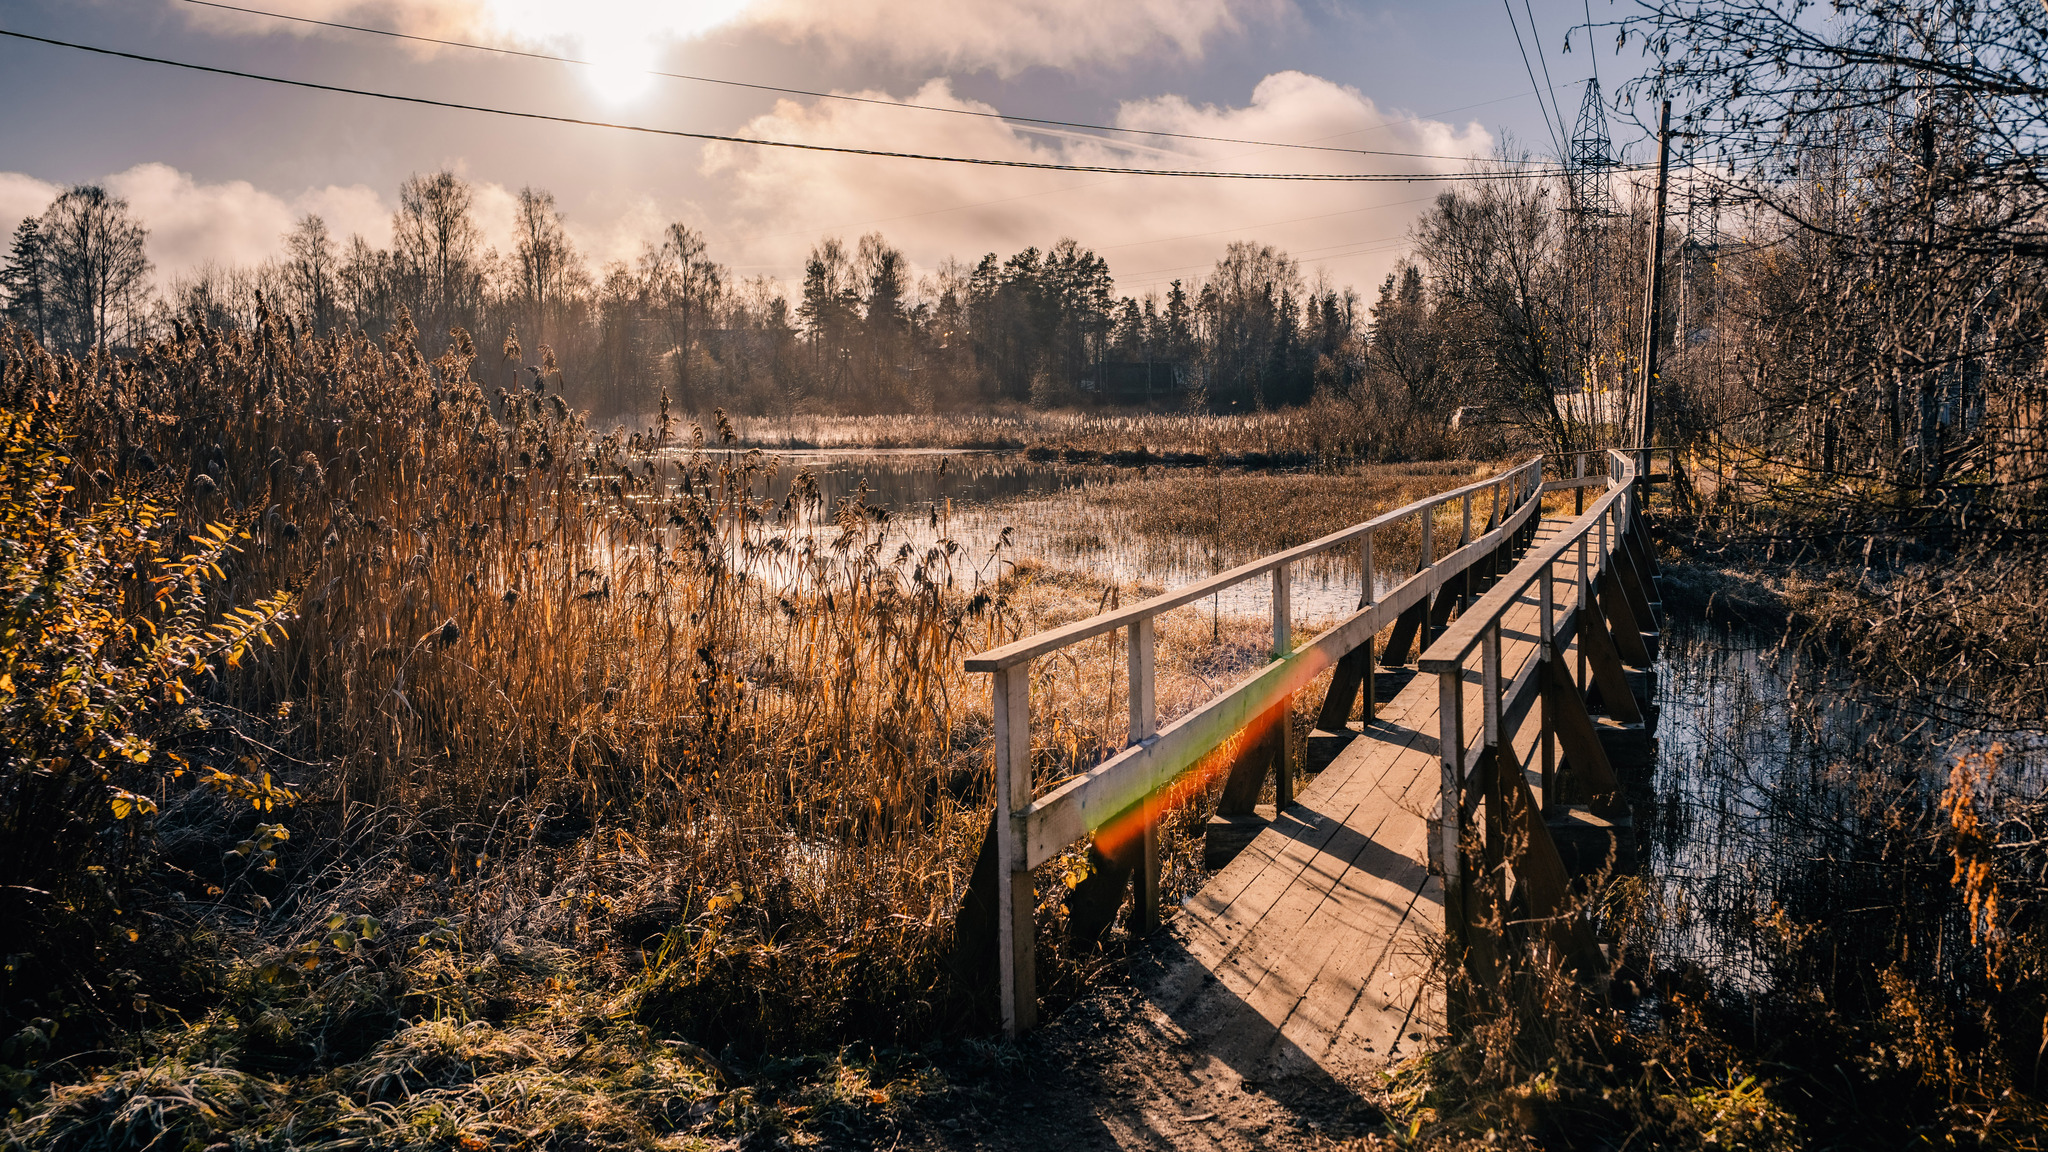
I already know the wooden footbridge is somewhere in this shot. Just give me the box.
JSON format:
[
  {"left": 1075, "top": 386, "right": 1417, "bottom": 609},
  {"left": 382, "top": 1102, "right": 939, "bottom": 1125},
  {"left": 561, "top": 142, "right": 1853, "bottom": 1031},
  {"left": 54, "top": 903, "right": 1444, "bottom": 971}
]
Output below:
[{"left": 963, "top": 448, "right": 1671, "bottom": 1084}]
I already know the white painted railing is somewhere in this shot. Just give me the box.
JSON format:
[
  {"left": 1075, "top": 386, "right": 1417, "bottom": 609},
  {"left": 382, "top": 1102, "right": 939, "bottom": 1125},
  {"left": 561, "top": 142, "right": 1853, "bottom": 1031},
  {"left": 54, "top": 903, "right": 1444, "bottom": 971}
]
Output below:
[
  {"left": 1417, "top": 446, "right": 1677, "bottom": 985},
  {"left": 966, "top": 455, "right": 1550, "bottom": 1034}
]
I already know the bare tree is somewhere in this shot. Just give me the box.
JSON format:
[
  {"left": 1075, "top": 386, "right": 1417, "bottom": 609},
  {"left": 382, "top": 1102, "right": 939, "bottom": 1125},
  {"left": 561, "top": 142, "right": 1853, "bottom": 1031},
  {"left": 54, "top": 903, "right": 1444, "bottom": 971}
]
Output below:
[
  {"left": 40, "top": 185, "right": 150, "bottom": 353},
  {"left": 1413, "top": 176, "right": 1584, "bottom": 453},
  {"left": 284, "top": 214, "right": 338, "bottom": 334},
  {"left": 392, "top": 170, "right": 482, "bottom": 344},
  {"left": 513, "top": 187, "right": 582, "bottom": 350},
  {"left": 642, "top": 223, "right": 725, "bottom": 407},
  {"left": 1631, "top": 0, "right": 2048, "bottom": 504}
]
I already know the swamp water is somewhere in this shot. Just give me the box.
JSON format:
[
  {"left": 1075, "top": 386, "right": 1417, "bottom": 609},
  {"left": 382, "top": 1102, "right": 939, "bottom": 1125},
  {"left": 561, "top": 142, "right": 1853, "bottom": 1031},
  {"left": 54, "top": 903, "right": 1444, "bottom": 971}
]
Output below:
[
  {"left": 678, "top": 447, "right": 1406, "bottom": 624},
  {"left": 1640, "top": 608, "right": 2044, "bottom": 1000}
]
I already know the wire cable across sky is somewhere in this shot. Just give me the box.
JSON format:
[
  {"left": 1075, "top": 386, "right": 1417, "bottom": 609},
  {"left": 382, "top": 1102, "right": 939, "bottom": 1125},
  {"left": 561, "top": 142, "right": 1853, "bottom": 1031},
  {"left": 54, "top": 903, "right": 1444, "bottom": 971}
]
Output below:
[
  {"left": 0, "top": 28, "right": 1616, "bottom": 183},
  {"left": 178, "top": 0, "right": 1558, "bottom": 168}
]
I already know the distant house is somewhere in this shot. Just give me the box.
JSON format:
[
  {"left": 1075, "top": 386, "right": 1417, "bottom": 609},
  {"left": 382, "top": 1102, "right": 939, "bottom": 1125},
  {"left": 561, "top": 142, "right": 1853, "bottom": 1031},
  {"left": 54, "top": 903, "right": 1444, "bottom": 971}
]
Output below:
[
  {"left": 1080, "top": 361, "right": 1190, "bottom": 404},
  {"left": 1450, "top": 405, "right": 1493, "bottom": 431}
]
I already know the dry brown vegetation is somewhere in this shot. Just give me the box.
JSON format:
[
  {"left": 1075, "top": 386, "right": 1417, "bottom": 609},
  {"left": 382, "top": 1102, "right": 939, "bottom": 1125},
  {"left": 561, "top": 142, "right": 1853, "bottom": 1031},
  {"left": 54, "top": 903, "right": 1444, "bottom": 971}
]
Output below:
[
  {"left": 0, "top": 310, "right": 1503, "bottom": 1148},
  {"left": 726, "top": 391, "right": 1477, "bottom": 465}
]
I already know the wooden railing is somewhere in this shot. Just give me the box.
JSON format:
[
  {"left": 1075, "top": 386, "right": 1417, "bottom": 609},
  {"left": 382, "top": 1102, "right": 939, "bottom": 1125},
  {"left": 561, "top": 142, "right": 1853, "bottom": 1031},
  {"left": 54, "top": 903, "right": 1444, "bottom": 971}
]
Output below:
[
  {"left": 1416, "top": 446, "right": 1678, "bottom": 996},
  {"left": 966, "top": 455, "right": 1550, "bottom": 1034}
]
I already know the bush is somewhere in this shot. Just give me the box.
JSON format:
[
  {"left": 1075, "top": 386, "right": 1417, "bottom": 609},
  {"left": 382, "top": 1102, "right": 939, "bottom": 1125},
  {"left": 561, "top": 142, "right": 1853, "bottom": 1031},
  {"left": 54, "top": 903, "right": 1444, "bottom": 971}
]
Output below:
[{"left": 0, "top": 355, "right": 291, "bottom": 1011}]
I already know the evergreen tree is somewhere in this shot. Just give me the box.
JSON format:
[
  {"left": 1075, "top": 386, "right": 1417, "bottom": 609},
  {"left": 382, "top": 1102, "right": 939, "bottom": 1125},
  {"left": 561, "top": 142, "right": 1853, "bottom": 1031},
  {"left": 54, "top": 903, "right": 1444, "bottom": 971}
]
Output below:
[{"left": 0, "top": 217, "right": 47, "bottom": 344}]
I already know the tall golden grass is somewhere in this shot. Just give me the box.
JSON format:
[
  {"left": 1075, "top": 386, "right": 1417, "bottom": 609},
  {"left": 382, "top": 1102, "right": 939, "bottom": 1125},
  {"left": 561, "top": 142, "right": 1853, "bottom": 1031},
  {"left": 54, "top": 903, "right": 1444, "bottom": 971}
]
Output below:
[
  {"left": 0, "top": 305, "right": 1465, "bottom": 1053},
  {"left": 726, "top": 388, "right": 1473, "bottom": 463}
]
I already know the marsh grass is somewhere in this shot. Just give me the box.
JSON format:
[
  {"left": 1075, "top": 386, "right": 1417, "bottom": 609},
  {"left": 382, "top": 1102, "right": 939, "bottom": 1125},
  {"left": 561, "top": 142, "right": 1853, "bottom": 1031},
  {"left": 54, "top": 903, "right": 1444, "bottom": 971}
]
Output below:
[
  {"left": 722, "top": 391, "right": 1475, "bottom": 465},
  {"left": 0, "top": 311, "right": 1522, "bottom": 1147}
]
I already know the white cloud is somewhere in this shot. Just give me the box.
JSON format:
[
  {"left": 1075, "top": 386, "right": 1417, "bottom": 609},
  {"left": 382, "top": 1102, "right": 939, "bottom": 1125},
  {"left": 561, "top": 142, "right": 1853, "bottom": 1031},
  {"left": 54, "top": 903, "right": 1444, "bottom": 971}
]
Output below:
[
  {"left": 181, "top": 0, "right": 1273, "bottom": 84},
  {"left": 699, "top": 72, "right": 1494, "bottom": 298},
  {"left": 0, "top": 173, "right": 61, "bottom": 243},
  {"left": 744, "top": 0, "right": 1264, "bottom": 74},
  {"left": 0, "top": 164, "right": 389, "bottom": 288}
]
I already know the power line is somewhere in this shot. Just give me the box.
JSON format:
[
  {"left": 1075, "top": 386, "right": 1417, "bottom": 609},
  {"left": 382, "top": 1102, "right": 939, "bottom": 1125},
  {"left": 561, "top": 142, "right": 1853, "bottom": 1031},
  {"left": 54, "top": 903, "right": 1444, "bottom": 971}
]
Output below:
[
  {"left": 1519, "top": 0, "right": 1571, "bottom": 155},
  {"left": 742, "top": 89, "right": 1590, "bottom": 245},
  {"left": 179, "top": 0, "right": 1552, "bottom": 168},
  {"left": 0, "top": 28, "right": 1592, "bottom": 183},
  {"left": 1500, "top": 0, "right": 1565, "bottom": 158}
]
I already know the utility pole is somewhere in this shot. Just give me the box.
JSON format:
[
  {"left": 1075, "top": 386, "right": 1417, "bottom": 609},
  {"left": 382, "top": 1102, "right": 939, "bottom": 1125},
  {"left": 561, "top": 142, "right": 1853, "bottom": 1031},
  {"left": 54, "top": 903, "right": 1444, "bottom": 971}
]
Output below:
[{"left": 1638, "top": 99, "right": 1673, "bottom": 481}]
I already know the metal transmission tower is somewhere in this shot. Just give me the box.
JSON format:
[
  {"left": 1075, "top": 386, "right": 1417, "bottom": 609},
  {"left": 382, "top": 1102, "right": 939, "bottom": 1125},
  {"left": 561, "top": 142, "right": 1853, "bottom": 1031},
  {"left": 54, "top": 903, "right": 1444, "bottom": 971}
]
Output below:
[
  {"left": 1561, "top": 77, "right": 1621, "bottom": 443},
  {"left": 1566, "top": 78, "right": 1618, "bottom": 219}
]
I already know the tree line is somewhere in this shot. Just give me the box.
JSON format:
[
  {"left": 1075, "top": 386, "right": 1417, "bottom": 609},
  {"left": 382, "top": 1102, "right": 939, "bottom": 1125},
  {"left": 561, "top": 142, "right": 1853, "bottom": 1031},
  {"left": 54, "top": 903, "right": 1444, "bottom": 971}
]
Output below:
[{"left": 0, "top": 172, "right": 1387, "bottom": 425}]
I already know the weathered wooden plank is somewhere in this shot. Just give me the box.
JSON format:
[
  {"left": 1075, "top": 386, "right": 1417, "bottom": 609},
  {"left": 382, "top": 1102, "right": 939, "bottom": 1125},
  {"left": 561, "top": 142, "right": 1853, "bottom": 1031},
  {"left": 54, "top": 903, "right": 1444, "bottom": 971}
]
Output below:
[
  {"left": 1190, "top": 539, "right": 1575, "bottom": 1069},
  {"left": 1301, "top": 586, "right": 1564, "bottom": 1065}
]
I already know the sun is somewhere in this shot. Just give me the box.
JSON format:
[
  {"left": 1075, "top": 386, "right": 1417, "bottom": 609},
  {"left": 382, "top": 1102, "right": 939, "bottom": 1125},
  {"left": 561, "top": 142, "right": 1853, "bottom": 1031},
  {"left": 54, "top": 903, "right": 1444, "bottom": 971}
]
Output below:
[
  {"left": 579, "top": 36, "right": 661, "bottom": 105},
  {"left": 473, "top": 0, "right": 760, "bottom": 106}
]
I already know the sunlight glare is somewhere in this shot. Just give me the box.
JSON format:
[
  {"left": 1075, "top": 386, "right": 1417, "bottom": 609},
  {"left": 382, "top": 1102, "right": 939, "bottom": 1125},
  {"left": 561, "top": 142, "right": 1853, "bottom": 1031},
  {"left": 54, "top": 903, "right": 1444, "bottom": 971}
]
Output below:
[{"left": 478, "top": 0, "right": 759, "bottom": 105}]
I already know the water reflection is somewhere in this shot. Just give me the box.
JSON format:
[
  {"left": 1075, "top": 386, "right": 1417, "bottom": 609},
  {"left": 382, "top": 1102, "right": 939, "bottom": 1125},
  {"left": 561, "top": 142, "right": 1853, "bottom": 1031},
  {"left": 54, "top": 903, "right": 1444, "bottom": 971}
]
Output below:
[
  {"left": 1643, "top": 614, "right": 2043, "bottom": 993},
  {"left": 669, "top": 448, "right": 1380, "bottom": 628}
]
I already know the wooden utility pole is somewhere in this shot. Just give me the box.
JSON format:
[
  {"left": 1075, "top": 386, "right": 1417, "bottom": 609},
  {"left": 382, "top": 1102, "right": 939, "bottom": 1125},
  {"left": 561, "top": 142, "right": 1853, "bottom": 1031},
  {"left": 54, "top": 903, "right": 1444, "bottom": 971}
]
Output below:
[{"left": 1638, "top": 99, "right": 1673, "bottom": 479}]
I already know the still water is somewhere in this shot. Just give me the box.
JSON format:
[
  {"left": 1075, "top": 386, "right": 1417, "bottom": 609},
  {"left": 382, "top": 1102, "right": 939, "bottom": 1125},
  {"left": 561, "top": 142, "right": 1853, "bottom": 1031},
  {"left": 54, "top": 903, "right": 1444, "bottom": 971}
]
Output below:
[{"left": 677, "top": 447, "right": 1384, "bottom": 626}]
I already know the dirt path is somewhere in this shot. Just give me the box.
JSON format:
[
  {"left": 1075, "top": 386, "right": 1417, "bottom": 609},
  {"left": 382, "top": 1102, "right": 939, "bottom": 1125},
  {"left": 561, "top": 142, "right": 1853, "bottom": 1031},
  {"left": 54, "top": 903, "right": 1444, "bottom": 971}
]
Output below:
[{"left": 884, "top": 931, "right": 1400, "bottom": 1151}]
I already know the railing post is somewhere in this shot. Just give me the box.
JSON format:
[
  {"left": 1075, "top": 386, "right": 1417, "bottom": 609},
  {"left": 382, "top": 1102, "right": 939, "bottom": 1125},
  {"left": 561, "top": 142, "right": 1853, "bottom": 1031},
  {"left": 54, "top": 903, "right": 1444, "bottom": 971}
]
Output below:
[
  {"left": 1539, "top": 566, "right": 1557, "bottom": 812},
  {"left": 1574, "top": 452, "right": 1587, "bottom": 515},
  {"left": 1127, "top": 617, "right": 1161, "bottom": 934},
  {"left": 1271, "top": 561, "right": 1292, "bottom": 659},
  {"left": 1271, "top": 561, "right": 1294, "bottom": 808},
  {"left": 992, "top": 664, "right": 1036, "bottom": 1035},
  {"left": 1128, "top": 617, "right": 1156, "bottom": 744},
  {"left": 1482, "top": 622, "right": 1502, "bottom": 864},
  {"left": 1361, "top": 531, "right": 1376, "bottom": 721},
  {"left": 1482, "top": 623, "right": 1501, "bottom": 748},
  {"left": 1458, "top": 494, "right": 1475, "bottom": 608},
  {"left": 1438, "top": 665, "right": 1466, "bottom": 1019},
  {"left": 1420, "top": 504, "right": 1434, "bottom": 568}
]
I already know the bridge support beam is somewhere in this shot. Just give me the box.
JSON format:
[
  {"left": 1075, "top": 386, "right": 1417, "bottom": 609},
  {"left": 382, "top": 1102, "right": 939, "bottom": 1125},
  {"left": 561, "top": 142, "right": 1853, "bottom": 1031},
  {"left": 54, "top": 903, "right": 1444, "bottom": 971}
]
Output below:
[
  {"left": 1206, "top": 697, "right": 1291, "bottom": 868},
  {"left": 1316, "top": 639, "right": 1374, "bottom": 730}
]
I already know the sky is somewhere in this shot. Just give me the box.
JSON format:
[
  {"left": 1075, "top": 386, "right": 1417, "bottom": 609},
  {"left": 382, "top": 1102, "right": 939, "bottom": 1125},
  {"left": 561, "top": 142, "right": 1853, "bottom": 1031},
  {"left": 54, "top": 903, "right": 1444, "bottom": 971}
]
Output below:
[{"left": 0, "top": 0, "right": 1662, "bottom": 303}]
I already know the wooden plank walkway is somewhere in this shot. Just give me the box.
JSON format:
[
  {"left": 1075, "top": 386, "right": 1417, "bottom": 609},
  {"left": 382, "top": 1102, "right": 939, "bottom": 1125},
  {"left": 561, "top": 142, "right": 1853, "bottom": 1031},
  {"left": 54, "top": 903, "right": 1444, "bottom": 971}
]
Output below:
[{"left": 1132, "top": 516, "right": 1582, "bottom": 1086}]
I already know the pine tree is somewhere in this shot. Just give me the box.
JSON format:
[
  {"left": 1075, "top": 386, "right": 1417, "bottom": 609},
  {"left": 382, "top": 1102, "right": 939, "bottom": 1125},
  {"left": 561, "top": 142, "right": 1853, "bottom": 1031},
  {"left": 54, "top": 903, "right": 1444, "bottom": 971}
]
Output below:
[{"left": 0, "top": 217, "right": 48, "bottom": 344}]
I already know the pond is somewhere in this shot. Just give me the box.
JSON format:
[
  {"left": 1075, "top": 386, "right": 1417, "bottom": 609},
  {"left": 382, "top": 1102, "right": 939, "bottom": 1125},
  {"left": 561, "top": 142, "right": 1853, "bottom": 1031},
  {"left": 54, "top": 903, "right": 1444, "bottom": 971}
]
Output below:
[
  {"left": 1639, "top": 605, "right": 2044, "bottom": 998},
  {"left": 662, "top": 447, "right": 1388, "bottom": 626}
]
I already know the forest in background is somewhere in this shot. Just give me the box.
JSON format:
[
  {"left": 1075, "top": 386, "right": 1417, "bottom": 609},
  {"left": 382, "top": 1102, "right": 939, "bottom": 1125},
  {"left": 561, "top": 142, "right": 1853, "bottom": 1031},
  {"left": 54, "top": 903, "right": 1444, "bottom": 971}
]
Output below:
[{"left": 1, "top": 152, "right": 1692, "bottom": 459}]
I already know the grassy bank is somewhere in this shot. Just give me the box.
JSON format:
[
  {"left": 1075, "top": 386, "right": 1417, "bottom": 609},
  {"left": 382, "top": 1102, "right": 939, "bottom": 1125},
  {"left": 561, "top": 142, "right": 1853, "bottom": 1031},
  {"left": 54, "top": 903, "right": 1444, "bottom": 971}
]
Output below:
[{"left": 719, "top": 393, "right": 1477, "bottom": 467}]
